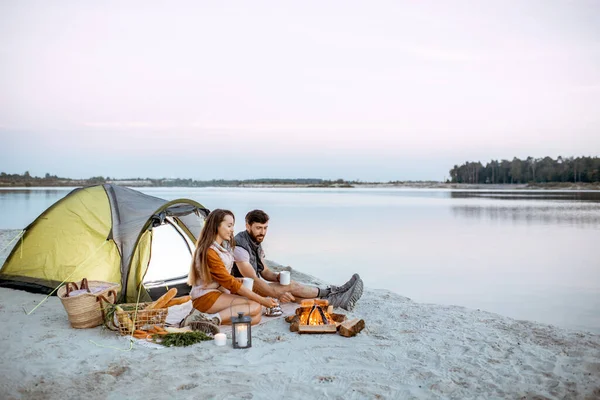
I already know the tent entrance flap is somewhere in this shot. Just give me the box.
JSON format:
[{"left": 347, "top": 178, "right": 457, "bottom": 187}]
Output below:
[{"left": 144, "top": 218, "right": 194, "bottom": 285}]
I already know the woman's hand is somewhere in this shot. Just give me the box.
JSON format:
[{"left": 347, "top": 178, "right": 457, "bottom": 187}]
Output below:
[{"left": 261, "top": 297, "right": 278, "bottom": 308}]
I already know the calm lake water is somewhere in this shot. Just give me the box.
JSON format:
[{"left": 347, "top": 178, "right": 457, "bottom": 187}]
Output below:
[{"left": 1, "top": 187, "right": 599, "bottom": 333}]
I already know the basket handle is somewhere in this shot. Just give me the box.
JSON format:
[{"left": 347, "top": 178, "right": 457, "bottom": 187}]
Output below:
[
  {"left": 79, "top": 278, "right": 91, "bottom": 293},
  {"left": 97, "top": 290, "right": 118, "bottom": 331},
  {"left": 64, "top": 281, "right": 79, "bottom": 297},
  {"left": 105, "top": 289, "right": 117, "bottom": 304}
]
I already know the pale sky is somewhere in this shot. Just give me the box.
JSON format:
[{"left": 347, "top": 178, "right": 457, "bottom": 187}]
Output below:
[{"left": 1, "top": 0, "right": 599, "bottom": 181}]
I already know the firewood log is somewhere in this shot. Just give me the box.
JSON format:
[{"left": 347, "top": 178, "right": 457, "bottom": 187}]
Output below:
[
  {"left": 284, "top": 315, "right": 296, "bottom": 323},
  {"left": 338, "top": 318, "right": 365, "bottom": 337},
  {"left": 296, "top": 306, "right": 312, "bottom": 316},
  {"left": 300, "top": 299, "right": 314, "bottom": 307},
  {"left": 290, "top": 316, "right": 300, "bottom": 332},
  {"left": 315, "top": 299, "right": 329, "bottom": 307},
  {"left": 330, "top": 313, "right": 347, "bottom": 323}
]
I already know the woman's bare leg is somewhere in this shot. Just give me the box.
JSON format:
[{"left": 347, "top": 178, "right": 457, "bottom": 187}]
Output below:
[{"left": 205, "top": 293, "right": 262, "bottom": 325}]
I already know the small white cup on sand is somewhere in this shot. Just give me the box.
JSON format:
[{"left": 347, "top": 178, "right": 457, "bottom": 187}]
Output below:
[
  {"left": 242, "top": 277, "right": 254, "bottom": 290},
  {"left": 279, "top": 271, "right": 291, "bottom": 285}
]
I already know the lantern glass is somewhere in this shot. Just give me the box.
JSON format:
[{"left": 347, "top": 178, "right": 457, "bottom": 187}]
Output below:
[{"left": 231, "top": 312, "right": 252, "bottom": 349}]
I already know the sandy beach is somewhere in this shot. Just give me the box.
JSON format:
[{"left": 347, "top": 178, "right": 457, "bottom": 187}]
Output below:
[{"left": 0, "top": 258, "right": 599, "bottom": 400}]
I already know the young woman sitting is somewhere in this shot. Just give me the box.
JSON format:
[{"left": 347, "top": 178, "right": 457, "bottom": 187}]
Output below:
[{"left": 185, "top": 209, "right": 277, "bottom": 326}]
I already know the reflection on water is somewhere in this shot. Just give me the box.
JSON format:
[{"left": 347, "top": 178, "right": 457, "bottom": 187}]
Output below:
[
  {"left": 0, "top": 188, "right": 75, "bottom": 196},
  {"left": 449, "top": 191, "right": 600, "bottom": 228},
  {"left": 452, "top": 205, "right": 600, "bottom": 227},
  {"left": 450, "top": 190, "right": 600, "bottom": 202}
]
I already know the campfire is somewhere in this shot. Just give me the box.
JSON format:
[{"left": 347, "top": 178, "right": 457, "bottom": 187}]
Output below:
[
  {"left": 297, "top": 299, "right": 337, "bottom": 333},
  {"left": 286, "top": 299, "right": 365, "bottom": 337}
]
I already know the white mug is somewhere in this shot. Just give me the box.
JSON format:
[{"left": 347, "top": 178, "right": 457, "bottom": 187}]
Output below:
[
  {"left": 279, "top": 271, "right": 291, "bottom": 285},
  {"left": 242, "top": 277, "right": 254, "bottom": 290}
]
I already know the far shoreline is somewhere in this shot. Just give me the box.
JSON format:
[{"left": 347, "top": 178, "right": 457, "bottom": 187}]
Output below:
[{"left": 1, "top": 182, "right": 600, "bottom": 190}]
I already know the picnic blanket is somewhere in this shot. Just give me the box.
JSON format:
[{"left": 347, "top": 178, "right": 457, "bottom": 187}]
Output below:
[
  {"left": 121, "top": 301, "right": 298, "bottom": 348},
  {"left": 217, "top": 301, "right": 297, "bottom": 334}
]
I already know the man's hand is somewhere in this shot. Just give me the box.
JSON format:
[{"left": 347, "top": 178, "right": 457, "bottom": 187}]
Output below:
[
  {"left": 260, "top": 265, "right": 279, "bottom": 283},
  {"left": 278, "top": 291, "right": 295, "bottom": 303}
]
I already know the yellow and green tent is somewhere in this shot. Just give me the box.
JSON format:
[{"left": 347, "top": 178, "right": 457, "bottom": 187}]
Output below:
[{"left": 0, "top": 184, "right": 208, "bottom": 302}]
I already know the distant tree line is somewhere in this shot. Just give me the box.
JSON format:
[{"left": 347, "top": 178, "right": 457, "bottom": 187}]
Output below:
[
  {"left": 449, "top": 156, "right": 600, "bottom": 184},
  {"left": 0, "top": 171, "right": 106, "bottom": 187},
  {"left": 0, "top": 172, "right": 357, "bottom": 187}
]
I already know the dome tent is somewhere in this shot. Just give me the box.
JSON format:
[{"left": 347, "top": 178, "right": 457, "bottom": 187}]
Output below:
[{"left": 0, "top": 184, "right": 208, "bottom": 303}]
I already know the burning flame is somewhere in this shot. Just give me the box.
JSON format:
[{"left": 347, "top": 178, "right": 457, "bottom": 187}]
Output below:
[{"left": 298, "top": 300, "right": 334, "bottom": 326}]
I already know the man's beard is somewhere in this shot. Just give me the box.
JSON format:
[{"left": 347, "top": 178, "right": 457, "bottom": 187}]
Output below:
[{"left": 250, "top": 231, "right": 265, "bottom": 243}]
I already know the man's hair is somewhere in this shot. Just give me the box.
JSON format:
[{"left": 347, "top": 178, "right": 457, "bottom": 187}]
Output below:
[{"left": 245, "top": 209, "right": 269, "bottom": 225}]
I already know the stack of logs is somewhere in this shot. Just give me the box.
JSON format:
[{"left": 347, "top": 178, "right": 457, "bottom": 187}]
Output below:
[{"left": 285, "top": 300, "right": 365, "bottom": 337}]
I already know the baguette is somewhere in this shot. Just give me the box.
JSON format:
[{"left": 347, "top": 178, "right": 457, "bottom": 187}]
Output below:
[
  {"left": 164, "top": 326, "right": 192, "bottom": 333},
  {"left": 165, "top": 295, "right": 191, "bottom": 307},
  {"left": 148, "top": 288, "right": 177, "bottom": 310},
  {"left": 116, "top": 305, "right": 134, "bottom": 333}
]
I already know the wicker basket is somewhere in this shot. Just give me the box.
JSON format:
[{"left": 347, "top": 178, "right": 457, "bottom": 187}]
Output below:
[
  {"left": 57, "top": 278, "right": 120, "bottom": 329},
  {"left": 115, "top": 302, "right": 168, "bottom": 335}
]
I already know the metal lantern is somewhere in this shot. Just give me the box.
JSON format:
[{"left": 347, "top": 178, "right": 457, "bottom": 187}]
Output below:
[{"left": 231, "top": 311, "right": 252, "bottom": 349}]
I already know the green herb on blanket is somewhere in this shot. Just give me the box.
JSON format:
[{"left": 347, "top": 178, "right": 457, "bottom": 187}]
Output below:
[{"left": 154, "top": 331, "right": 214, "bottom": 347}]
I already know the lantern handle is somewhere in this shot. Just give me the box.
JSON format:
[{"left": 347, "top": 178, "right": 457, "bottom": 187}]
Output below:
[{"left": 228, "top": 297, "right": 251, "bottom": 320}]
